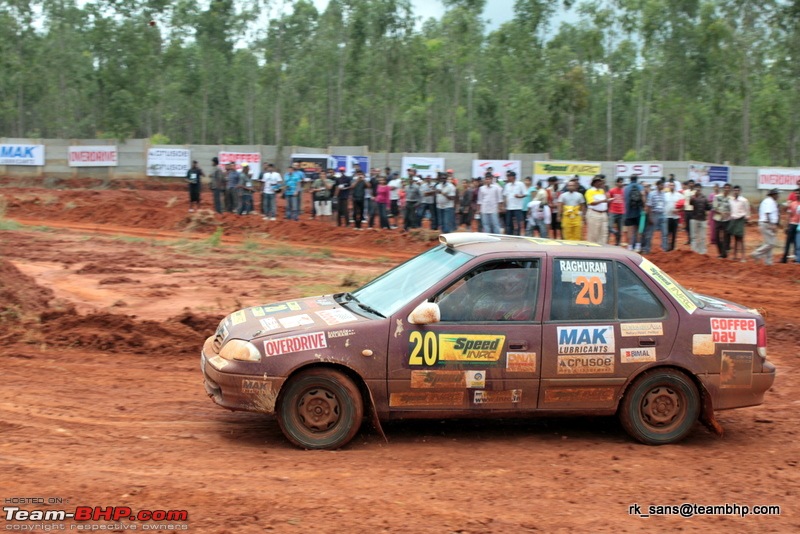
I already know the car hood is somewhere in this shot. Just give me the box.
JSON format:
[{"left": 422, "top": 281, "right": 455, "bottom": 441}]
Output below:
[
  {"left": 692, "top": 293, "right": 760, "bottom": 315},
  {"left": 220, "top": 295, "right": 366, "bottom": 342}
]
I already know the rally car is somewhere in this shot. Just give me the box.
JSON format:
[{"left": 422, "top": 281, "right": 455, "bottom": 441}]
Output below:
[{"left": 200, "top": 233, "right": 775, "bottom": 449}]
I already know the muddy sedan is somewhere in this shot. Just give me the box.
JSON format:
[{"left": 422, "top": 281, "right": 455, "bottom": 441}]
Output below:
[{"left": 200, "top": 234, "right": 775, "bottom": 449}]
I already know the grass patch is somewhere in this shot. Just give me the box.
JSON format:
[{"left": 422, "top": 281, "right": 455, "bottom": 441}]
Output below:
[
  {"left": 208, "top": 227, "right": 223, "bottom": 248},
  {"left": 340, "top": 272, "right": 364, "bottom": 287},
  {"left": 0, "top": 219, "right": 21, "bottom": 231},
  {"left": 31, "top": 225, "right": 55, "bottom": 233},
  {"left": 297, "top": 283, "right": 343, "bottom": 296},
  {"left": 64, "top": 201, "right": 77, "bottom": 210}
]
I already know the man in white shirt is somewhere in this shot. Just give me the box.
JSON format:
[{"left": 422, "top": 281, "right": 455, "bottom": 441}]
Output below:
[
  {"left": 477, "top": 174, "right": 504, "bottom": 234},
  {"left": 584, "top": 175, "right": 609, "bottom": 244},
  {"left": 728, "top": 185, "right": 751, "bottom": 261},
  {"left": 502, "top": 171, "right": 527, "bottom": 235},
  {"left": 259, "top": 162, "right": 283, "bottom": 220},
  {"left": 435, "top": 172, "right": 457, "bottom": 233},
  {"left": 388, "top": 172, "right": 403, "bottom": 229},
  {"left": 750, "top": 189, "right": 780, "bottom": 265},
  {"left": 662, "top": 182, "right": 683, "bottom": 251}
]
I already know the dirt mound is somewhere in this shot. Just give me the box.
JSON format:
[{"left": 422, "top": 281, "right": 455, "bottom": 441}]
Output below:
[
  {"left": 98, "top": 276, "right": 139, "bottom": 285},
  {"left": 0, "top": 259, "right": 55, "bottom": 323},
  {"left": 76, "top": 263, "right": 137, "bottom": 275}
]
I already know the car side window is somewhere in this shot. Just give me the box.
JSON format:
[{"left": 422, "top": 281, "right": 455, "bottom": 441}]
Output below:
[
  {"left": 550, "top": 258, "right": 615, "bottom": 321},
  {"left": 616, "top": 262, "right": 666, "bottom": 319},
  {"left": 436, "top": 260, "right": 539, "bottom": 322}
]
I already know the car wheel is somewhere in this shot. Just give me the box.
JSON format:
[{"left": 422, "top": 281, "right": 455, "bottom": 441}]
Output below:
[
  {"left": 277, "top": 368, "right": 364, "bottom": 450},
  {"left": 619, "top": 368, "right": 700, "bottom": 445}
]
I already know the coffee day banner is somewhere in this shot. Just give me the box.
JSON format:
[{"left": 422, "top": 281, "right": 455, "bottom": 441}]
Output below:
[
  {"left": 146, "top": 148, "right": 191, "bottom": 177},
  {"left": 757, "top": 168, "right": 800, "bottom": 190},
  {"left": 219, "top": 152, "right": 261, "bottom": 174},
  {"left": 533, "top": 161, "right": 601, "bottom": 189},
  {"left": 401, "top": 157, "right": 445, "bottom": 178}
]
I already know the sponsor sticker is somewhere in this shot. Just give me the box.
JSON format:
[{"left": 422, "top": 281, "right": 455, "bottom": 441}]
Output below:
[
  {"left": 720, "top": 351, "right": 754, "bottom": 388},
  {"left": 208, "top": 355, "right": 229, "bottom": 370},
  {"left": 438, "top": 334, "right": 506, "bottom": 362},
  {"left": 257, "top": 302, "right": 303, "bottom": 315},
  {"left": 620, "top": 347, "right": 657, "bottom": 363},
  {"left": 620, "top": 322, "right": 664, "bottom": 337},
  {"left": 389, "top": 391, "right": 465, "bottom": 407},
  {"left": 473, "top": 389, "right": 521, "bottom": 405},
  {"left": 558, "top": 259, "right": 608, "bottom": 283},
  {"left": 316, "top": 308, "right": 358, "bottom": 326},
  {"left": 506, "top": 352, "right": 537, "bottom": 373},
  {"left": 465, "top": 371, "right": 486, "bottom": 389},
  {"left": 251, "top": 307, "right": 265, "bottom": 317},
  {"left": 710, "top": 317, "right": 757, "bottom": 344},
  {"left": 543, "top": 387, "right": 616, "bottom": 404},
  {"left": 231, "top": 310, "right": 247, "bottom": 325},
  {"left": 259, "top": 317, "right": 280, "bottom": 331},
  {"left": 278, "top": 314, "right": 315, "bottom": 329},
  {"left": 692, "top": 334, "right": 716, "bottom": 355},
  {"left": 557, "top": 326, "right": 615, "bottom": 355},
  {"left": 316, "top": 297, "right": 335, "bottom": 307},
  {"left": 242, "top": 380, "right": 271, "bottom": 394},
  {"left": 410, "top": 370, "right": 466, "bottom": 389},
  {"left": 327, "top": 329, "right": 355, "bottom": 339},
  {"left": 639, "top": 259, "right": 697, "bottom": 314},
  {"left": 557, "top": 355, "right": 614, "bottom": 375},
  {"left": 263, "top": 332, "right": 327, "bottom": 357}
]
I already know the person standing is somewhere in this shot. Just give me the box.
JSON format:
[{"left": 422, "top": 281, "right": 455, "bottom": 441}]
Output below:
[
  {"left": 225, "top": 162, "right": 240, "bottom": 214},
  {"left": 185, "top": 160, "right": 204, "bottom": 212},
  {"left": 750, "top": 189, "right": 780, "bottom": 265},
  {"left": 682, "top": 179, "right": 696, "bottom": 244},
  {"left": 237, "top": 164, "right": 254, "bottom": 215},
  {"left": 351, "top": 171, "right": 367, "bottom": 230},
  {"left": 663, "top": 182, "right": 683, "bottom": 251},
  {"left": 728, "top": 185, "right": 750, "bottom": 262},
  {"left": 375, "top": 176, "right": 392, "bottom": 230},
  {"left": 333, "top": 168, "right": 352, "bottom": 227},
  {"left": 418, "top": 175, "right": 437, "bottom": 230},
  {"left": 689, "top": 184, "right": 709, "bottom": 254},
  {"left": 210, "top": 157, "right": 226, "bottom": 214},
  {"left": 558, "top": 179, "right": 586, "bottom": 241},
  {"left": 526, "top": 199, "right": 550, "bottom": 238},
  {"left": 404, "top": 177, "right": 422, "bottom": 231},
  {"left": 477, "top": 174, "right": 504, "bottom": 234},
  {"left": 546, "top": 177, "right": 562, "bottom": 239},
  {"left": 283, "top": 164, "right": 301, "bottom": 221},
  {"left": 607, "top": 177, "right": 626, "bottom": 246},
  {"left": 435, "top": 172, "right": 457, "bottom": 234},
  {"left": 388, "top": 172, "right": 403, "bottom": 229},
  {"left": 459, "top": 179, "right": 475, "bottom": 230},
  {"left": 624, "top": 176, "right": 645, "bottom": 251},
  {"left": 311, "top": 170, "right": 334, "bottom": 222},
  {"left": 712, "top": 183, "right": 732, "bottom": 258},
  {"left": 501, "top": 171, "right": 526, "bottom": 235},
  {"left": 781, "top": 193, "right": 800, "bottom": 263},
  {"left": 260, "top": 163, "right": 283, "bottom": 220},
  {"left": 642, "top": 179, "right": 666, "bottom": 254},
  {"left": 585, "top": 175, "right": 609, "bottom": 245}
]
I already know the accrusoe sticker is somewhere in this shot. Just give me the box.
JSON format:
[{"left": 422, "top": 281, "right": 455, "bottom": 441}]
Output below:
[
  {"left": 263, "top": 332, "right": 327, "bottom": 356},
  {"left": 557, "top": 355, "right": 614, "bottom": 375}
]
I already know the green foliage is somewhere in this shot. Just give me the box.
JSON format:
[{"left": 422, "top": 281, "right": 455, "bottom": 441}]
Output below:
[{"left": 208, "top": 227, "right": 223, "bottom": 248}]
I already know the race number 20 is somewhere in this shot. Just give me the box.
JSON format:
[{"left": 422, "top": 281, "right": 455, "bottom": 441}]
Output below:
[
  {"left": 575, "top": 276, "right": 604, "bottom": 305},
  {"left": 408, "top": 331, "right": 438, "bottom": 366}
]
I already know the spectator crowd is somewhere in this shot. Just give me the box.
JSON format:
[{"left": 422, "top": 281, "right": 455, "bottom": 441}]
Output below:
[{"left": 186, "top": 158, "right": 800, "bottom": 265}]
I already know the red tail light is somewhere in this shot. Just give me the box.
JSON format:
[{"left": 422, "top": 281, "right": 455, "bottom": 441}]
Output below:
[{"left": 757, "top": 324, "right": 767, "bottom": 359}]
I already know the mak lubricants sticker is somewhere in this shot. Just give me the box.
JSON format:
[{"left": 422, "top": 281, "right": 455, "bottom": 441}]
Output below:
[{"left": 557, "top": 326, "right": 615, "bottom": 354}]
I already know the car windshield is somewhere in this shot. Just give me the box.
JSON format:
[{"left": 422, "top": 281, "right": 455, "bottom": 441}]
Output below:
[{"left": 351, "top": 245, "right": 472, "bottom": 317}]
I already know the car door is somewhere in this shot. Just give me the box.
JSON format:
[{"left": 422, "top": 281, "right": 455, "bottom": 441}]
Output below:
[
  {"left": 539, "top": 256, "right": 676, "bottom": 410},
  {"left": 386, "top": 257, "right": 545, "bottom": 412}
]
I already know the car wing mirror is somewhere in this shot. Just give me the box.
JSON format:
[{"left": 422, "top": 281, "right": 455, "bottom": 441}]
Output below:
[{"left": 408, "top": 301, "right": 441, "bottom": 325}]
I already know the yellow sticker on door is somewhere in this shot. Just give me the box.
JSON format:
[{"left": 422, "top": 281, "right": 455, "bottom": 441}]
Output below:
[{"left": 408, "top": 332, "right": 506, "bottom": 366}]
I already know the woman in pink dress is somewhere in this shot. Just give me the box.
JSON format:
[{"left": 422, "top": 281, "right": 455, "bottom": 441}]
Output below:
[{"left": 375, "top": 176, "right": 392, "bottom": 230}]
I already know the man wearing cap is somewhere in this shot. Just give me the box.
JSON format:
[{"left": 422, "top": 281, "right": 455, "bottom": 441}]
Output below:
[
  {"left": 210, "top": 157, "right": 226, "bottom": 214},
  {"left": 585, "top": 175, "right": 609, "bottom": 245},
  {"left": 751, "top": 189, "right": 781, "bottom": 265},
  {"left": 333, "top": 167, "right": 352, "bottom": 227},
  {"left": 502, "top": 171, "right": 527, "bottom": 235},
  {"left": 477, "top": 174, "right": 504, "bottom": 234}
]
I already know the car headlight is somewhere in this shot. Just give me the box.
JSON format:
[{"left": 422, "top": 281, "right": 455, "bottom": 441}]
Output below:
[{"left": 219, "top": 339, "right": 262, "bottom": 362}]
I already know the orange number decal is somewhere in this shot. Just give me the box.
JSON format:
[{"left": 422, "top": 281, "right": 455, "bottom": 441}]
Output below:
[{"left": 575, "top": 276, "right": 604, "bottom": 305}]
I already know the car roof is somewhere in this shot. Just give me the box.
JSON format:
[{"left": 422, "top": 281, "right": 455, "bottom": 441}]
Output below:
[{"left": 439, "top": 233, "right": 643, "bottom": 261}]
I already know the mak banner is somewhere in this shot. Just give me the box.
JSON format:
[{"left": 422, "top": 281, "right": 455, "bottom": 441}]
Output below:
[
  {"left": 331, "top": 155, "right": 370, "bottom": 176},
  {"left": 401, "top": 157, "right": 445, "bottom": 178},
  {"left": 68, "top": 146, "right": 118, "bottom": 167},
  {"left": 688, "top": 163, "right": 730, "bottom": 186},
  {"left": 534, "top": 160, "right": 601, "bottom": 189},
  {"left": 757, "top": 168, "right": 800, "bottom": 190},
  {"left": 146, "top": 148, "right": 191, "bottom": 177},
  {"left": 0, "top": 144, "right": 45, "bottom": 166},
  {"left": 472, "top": 160, "right": 521, "bottom": 179}
]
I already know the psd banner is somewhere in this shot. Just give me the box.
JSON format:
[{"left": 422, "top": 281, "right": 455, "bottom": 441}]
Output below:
[
  {"left": 472, "top": 160, "right": 521, "bottom": 179},
  {"left": 533, "top": 161, "right": 601, "bottom": 189},
  {"left": 757, "top": 168, "right": 800, "bottom": 190},
  {"left": 331, "top": 155, "right": 370, "bottom": 176},
  {"left": 219, "top": 152, "right": 261, "bottom": 174},
  {"left": 0, "top": 143, "right": 45, "bottom": 166},
  {"left": 401, "top": 157, "right": 445, "bottom": 178},
  {"left": 688, "top": 163, "right": 729, "bottom": 186},
  {"left": 614, "top": 162, "right": 664, "bottom": 184},
  {"left": 146, "top": 148, "right": 191, "bottom": 177},
  {"left": 68, "top": 146, "right": 118, "bottom": 167}
]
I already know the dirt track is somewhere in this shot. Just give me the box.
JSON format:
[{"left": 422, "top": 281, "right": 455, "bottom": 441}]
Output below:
[{"left": 1, "top": 183, "right": 798, "bottom": 532}]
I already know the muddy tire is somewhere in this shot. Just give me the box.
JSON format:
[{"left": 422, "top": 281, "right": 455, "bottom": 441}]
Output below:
[
  {"left": 277, "top": 368, "right": 364, "bottom": 450},
  {"left": 619, "top": 368, "right": 700, "bottom": 445}
]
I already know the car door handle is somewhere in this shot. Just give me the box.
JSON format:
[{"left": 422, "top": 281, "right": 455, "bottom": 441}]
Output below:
[
  {"left": 639, "top": 339, "right": 656, "bottom": 347},
  {"left": 509, "top": 342, "right": 528, "bottom": 350}
]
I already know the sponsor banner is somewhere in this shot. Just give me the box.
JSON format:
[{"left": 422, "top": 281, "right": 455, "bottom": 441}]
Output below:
[
  {"left": 219, "top": 152, "right": 261, "bottom": 173},
  {"left": 533, "top": 160, "right": 601, "bottom": 189},
  {"left": 316, "top": 308, "right": 358, "bottom": 326},
  {"left": 68, "top": 146, "right": 118, "bottom": 167},
  {"left": 639, "top": 258, "right": 697, "bottom": 314},
  {"left": 0, "top": 144, "right": 45, "bottom": 166},
  {"left": 471, "top": 160, "right": 521, "bottom": 179},
  {"left": 543, "top": 387, "right": 616, "bottom": 404},
  {"left": 692, "top": 334, "right": 715, "bottom": 356},
  {"left": 465, "top": 370, "right": 486, "bottom": 389},
  {"left": 263, "top": 332, "right": 327, "bottom": 357},
  {"left": 757, "top": 168, "right": 800, "bottom": 190},
  {"left": 620, "top": 347, "right": 657, "bottom": 363},
  {"left": 331, "top": 155, "right": 370, "bottom": 176},
  {"left": 230, "top": 310, "right": 247, "bottom": 325},
  {"left": 557, "top": 355, "right": 615, "bottom": 375},
  {"left": 620, "top": 322, "right": 664, "bottom": 337},
  {"left": 410, "top": 370, "right": 466, "bottom": 389},
  {"left": 438, "top": 334, "right": 506, "bottom": 362},
  {"left": 259, "top": 317, "right": 280, "bottom": 331},
  {"left": 389, "top": 391, "right": 465, "bottom": 407},
  {"left": 278, "top": 314, "right": 315, "bottom": 329},
  {"left": 146, "top": 148, "right": 191, "bottom": 177},
  {"left": 558, "top": 259, "right": 608, "bottom": 284},
  {"left": 291, "top": 153, "right": 329, "bottom": 180},
  {"left": 614, "top": 162, "right": 664, "bottom": 182},
  {"left": 557, "top": 326, "right": 615, "bottom": 355},
  {"left": 688, "top": 163, "right": 730, "bottom": 186},
  {"left": 506, "top": 352, "right": 536, "bottom": 373},
  {"left": 720, "top": 351, "right": 754, "bottom": 388},
  {"left": 710, "top": 317, "right": 756, "bottom": 344},
  {"left": 401, "top": 156, "right": 445, "bottom": 178},
  {"left": 473, "top": 389, "right": 521, "bottom": 404}
]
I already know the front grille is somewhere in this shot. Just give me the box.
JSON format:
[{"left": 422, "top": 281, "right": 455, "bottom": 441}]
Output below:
[{"left": 212, "top": 332, "right": 224, "bottom": 353}]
